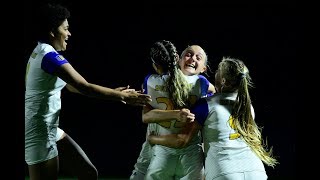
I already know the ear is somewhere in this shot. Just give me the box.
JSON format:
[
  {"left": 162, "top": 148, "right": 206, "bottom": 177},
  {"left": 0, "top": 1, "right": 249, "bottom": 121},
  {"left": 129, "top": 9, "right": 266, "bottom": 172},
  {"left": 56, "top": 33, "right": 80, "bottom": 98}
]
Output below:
[
  {"left": 152, "top": 63, "right": 158, "bottom": 71},
  {"left": 200, "top": 66, "right": 207, "bottom": 73},
  {"left": 152, "top": 63, "right": 163, "bottom": 75},
  {"left": 222, "top": 78, "right": 232, "bottom": 88},
  {"left": 221, "top": 78, "right": 226, "bottom": 86}
]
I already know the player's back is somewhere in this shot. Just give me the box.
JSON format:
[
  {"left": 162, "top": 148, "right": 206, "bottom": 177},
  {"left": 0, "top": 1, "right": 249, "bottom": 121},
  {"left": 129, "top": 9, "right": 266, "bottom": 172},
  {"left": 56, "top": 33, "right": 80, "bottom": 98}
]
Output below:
[{"left": 143, "top": 73, "right": 210, "bottom": 155}]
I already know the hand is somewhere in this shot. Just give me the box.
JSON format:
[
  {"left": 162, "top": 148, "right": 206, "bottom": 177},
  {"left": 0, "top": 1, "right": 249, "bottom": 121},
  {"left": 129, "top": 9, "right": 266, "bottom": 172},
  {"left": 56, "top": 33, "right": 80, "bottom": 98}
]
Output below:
[
  {"left": 177, "top": 108, "right": 195, "bottom": 123},
  {"left": 122, "top": 91, "right": 152, "bottom": 106},
  {"left": 114, "top": 85, "right": 130, "bottom": 91}
]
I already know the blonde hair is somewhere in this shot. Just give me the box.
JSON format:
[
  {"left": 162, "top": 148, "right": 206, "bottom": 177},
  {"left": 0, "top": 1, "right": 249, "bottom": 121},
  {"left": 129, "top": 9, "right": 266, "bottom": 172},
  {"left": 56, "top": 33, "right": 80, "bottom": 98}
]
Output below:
[{"left": 219, "top": 57, "right": 278, "bottom": 167}]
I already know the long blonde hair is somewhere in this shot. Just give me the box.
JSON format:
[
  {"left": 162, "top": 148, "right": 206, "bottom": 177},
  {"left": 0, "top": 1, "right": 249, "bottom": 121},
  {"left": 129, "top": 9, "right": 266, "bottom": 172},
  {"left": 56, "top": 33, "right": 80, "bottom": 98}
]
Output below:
[{"left": 219, "top": 57, "right": 278, "bottom": 167}]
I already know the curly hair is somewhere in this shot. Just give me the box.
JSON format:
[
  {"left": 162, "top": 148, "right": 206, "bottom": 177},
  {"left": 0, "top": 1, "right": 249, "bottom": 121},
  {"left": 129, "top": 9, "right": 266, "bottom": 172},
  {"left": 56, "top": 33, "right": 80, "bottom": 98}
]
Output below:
[{"left": 36, "top": 3, "right": 70, "bottom": 43}]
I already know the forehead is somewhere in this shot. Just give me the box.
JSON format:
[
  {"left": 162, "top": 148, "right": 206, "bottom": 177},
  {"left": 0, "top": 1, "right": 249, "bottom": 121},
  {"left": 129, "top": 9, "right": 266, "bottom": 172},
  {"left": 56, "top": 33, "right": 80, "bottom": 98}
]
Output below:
[
  {"left": 60, "top": 19, "right": 69, "bottom": 27},
  {"left": 185, "top": 45, "right": 205, "bottom": 56}
]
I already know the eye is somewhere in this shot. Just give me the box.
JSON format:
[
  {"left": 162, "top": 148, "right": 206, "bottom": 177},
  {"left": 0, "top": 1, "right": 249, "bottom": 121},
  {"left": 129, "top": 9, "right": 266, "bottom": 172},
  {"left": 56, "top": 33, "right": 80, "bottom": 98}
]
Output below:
[
  {"left": 196, "top": 56, "right": 202, "bottom": 60},
  {"left": 185, "top": 53, "right": 191, "bottom": 57}
]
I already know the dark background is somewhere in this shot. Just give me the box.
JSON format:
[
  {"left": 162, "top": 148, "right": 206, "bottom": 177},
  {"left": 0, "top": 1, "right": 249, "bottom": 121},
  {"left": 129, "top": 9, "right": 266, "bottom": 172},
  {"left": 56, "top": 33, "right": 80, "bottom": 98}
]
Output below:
[{"left": 23, "top": 1, "right": 297, "bottom": 179}]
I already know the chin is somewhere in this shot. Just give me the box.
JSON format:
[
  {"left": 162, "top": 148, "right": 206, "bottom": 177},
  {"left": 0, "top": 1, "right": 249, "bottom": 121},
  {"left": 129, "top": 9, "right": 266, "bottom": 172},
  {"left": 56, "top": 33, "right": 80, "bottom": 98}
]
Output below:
[{"left": 188, "top": 71, "right": 196, "bottom": 75}]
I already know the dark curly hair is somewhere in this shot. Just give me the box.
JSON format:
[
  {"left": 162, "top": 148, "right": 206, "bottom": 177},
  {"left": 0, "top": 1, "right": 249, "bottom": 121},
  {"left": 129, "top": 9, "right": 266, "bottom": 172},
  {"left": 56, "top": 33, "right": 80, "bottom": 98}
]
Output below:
[{"left": 36, "top": 3, "right": 70, "bottom": 43}]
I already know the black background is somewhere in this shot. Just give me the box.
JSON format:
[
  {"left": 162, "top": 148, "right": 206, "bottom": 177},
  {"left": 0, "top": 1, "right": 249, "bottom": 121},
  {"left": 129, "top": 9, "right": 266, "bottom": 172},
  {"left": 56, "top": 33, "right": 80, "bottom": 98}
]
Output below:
[{"left": 23, "top": 1, "right": 297, "bottom": 179}]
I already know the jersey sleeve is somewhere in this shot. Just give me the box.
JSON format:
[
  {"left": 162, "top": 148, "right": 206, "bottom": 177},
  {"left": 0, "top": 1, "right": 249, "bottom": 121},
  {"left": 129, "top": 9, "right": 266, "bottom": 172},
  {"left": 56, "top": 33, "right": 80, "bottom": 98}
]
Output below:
[
  {"left": 191, "top": 98, "right": 209, "bottom": 126},
  {"left": 198, "top": 75, "right": 213, "bottom": 97},
  {"left": 142, "top": 73, "right": 152, "bottom": 94},
  {"left": 41, "top": 51, "right": 69, "bottom": 74}
]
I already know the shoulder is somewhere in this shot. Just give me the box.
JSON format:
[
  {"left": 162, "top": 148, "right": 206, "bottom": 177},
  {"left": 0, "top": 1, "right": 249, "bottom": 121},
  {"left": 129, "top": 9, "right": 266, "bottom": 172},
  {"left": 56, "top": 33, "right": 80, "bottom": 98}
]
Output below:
[
  {"left": 147, "top": 73, "right": 167, "bottom": 82},
  {"left": 197, "top": 74, "right": 207, "bottom": 80},
  {"left": 38, "top": 42, "right": 57, "bottom": 54},
  {"left": 143, "top": 73, "right": 164, "bottom": 86}
]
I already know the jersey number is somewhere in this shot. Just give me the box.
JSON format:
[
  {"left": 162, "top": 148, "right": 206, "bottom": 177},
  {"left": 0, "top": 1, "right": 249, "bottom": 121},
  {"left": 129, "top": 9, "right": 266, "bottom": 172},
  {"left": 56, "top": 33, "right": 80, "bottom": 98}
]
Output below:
[
  {"left": 156, "top": 95, "right": 197, "bottom": 128},
  {"left": 228, "top": 116, "right": 240, "bottom": 140}
]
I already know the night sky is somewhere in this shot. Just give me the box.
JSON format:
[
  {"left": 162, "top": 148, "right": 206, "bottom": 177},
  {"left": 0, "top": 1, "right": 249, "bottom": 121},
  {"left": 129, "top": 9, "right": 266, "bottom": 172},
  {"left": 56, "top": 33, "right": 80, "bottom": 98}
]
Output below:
[{"left": 23, "top": 1, "right": 297, "bottom": 179}]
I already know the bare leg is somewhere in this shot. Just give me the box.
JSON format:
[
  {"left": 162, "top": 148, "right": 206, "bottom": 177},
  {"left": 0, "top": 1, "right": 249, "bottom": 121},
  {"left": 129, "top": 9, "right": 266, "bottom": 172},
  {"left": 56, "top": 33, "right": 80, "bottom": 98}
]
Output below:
[
  {"left": 57, "top": 133, "right": 98, "bottom": 180},
  {"left": 28, "top": 156, "right": 58, "bottom": 180}
]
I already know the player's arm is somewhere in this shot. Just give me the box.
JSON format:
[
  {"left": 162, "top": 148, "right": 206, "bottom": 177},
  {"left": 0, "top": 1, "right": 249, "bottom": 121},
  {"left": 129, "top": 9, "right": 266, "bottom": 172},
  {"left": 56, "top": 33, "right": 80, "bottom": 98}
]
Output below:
[
  {"left": 142, "top": 106, "right": 195, "bottom": 123},
  {"left": 147, "top": 121, "right": 202, "bottom": 148},
  {"left": 147, "top": 98, "right": 208, "bottom": 148},
  {"left": 65, "top": 84, "right": 81, "bottom": 94},
  {"left": 55, "top": 63, "right": 151, "bottom": 106},
  {"left": 66, "top": 84, "right": 133, "bottom": 95},
  {"left": 208, "top": 82, "right": 216, "bottom": 94}
]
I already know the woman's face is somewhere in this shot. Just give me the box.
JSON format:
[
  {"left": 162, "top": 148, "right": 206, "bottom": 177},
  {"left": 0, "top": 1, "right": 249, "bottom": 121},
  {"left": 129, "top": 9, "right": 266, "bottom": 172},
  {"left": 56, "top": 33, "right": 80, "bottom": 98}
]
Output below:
[
  {"left": 179, "top": 45, "right": 207, "bottom": 76},
  {"left": 51, "top": 19, "right": 71, "bottom": 51}
]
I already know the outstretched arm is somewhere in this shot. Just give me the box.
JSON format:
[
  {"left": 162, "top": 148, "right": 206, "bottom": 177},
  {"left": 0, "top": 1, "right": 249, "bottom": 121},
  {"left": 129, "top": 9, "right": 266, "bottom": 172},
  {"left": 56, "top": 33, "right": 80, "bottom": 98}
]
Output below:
[
  {"left": 56, "top": 63, "right": 151, "bottom": 106},
  {"left": 65, "top": 84, "right": 81, "bottom": 94},
  {"left": 147, "top": 121, "right": 202, "bottom": 148}
]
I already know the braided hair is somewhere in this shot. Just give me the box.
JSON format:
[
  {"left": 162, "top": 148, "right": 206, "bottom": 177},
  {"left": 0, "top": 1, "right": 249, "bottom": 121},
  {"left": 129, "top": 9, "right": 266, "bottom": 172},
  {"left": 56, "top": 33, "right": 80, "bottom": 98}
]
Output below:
[{"left": 150, "top": 40, "right": 192, "bottom": 109}]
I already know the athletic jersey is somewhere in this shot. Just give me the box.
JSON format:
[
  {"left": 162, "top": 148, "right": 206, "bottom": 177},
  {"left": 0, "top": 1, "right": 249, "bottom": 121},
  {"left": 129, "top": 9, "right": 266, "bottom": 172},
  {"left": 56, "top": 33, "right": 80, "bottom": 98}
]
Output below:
[
  {"left": 143, "top": 73, "right": 210, "bottom": 155},
  {"left": 25, "top": 42, "right": 69, "bottom": 165},
  {"left": 142, "top": 73, "right": 211, "bottom": 180},
  {"left": 192, "top": 93, "right": 266, "bottom": 179}
]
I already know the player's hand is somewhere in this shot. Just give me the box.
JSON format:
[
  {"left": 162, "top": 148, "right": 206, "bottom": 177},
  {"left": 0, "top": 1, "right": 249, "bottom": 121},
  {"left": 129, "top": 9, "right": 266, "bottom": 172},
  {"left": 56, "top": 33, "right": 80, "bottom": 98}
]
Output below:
[
  {"left": 177, "top": 108, "right": 195, "bottom": 123},
  {"left": 122, "top": 91, "right": 152, "bottom": 106},
  {"left": 114, "top": 85, "right": 131, "bottom": 92}
]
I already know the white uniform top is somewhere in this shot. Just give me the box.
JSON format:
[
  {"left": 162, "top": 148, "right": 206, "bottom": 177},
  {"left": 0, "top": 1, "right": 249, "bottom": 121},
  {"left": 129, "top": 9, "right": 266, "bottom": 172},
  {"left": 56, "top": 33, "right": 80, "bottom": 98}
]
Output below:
[
  {"left": 192, "top": 93, "right": 266, "bottom": 179},
  {"left": 25, "top": 42, "right": 68, "bottom": 165},
  {"left": 143, "top": 73, "right": 210, "bottom": 155}
]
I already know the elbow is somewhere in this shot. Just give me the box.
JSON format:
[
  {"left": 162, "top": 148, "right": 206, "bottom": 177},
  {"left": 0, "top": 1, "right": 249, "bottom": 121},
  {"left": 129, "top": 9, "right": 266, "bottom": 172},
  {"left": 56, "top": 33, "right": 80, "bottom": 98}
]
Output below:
[
  {"left": 142, "top": 114, "right": 151, "bottom": 123},
  {"left": 142, "top": 118, "right": 148, "bottom": 124},
  {"left": 74, "top": 82, "right": 92, "bottom": 95}
]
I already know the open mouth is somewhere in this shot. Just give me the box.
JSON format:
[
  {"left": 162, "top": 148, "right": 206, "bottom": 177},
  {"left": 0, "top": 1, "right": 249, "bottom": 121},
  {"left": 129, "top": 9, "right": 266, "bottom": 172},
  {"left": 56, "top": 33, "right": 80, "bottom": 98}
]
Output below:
[{"left": 186, "top": 64, "right": 196, "bottom": 69}]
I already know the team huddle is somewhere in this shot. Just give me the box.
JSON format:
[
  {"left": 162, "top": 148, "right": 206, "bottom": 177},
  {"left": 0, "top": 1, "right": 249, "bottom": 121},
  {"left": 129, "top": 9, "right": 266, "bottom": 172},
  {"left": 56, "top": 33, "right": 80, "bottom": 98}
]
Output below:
[{"left": 25, "top": 3, "right": 278, "bottom": 180}]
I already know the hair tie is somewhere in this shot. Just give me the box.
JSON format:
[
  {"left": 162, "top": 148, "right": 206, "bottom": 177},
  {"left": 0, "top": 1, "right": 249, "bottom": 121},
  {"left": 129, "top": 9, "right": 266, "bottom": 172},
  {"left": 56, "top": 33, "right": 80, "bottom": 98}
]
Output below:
[{"left": 239, "top": 72, "right": 246, "bottom": 79}]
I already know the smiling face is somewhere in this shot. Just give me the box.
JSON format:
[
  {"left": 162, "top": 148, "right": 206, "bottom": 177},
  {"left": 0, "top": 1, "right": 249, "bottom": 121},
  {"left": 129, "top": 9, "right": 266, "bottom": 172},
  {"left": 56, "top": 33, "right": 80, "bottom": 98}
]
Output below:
[
  {"left": 179, "top": 45, "right": 207, "bottom": 76},
  {"left": 50, "top": 19, "right": 71, "bottom": 51}
]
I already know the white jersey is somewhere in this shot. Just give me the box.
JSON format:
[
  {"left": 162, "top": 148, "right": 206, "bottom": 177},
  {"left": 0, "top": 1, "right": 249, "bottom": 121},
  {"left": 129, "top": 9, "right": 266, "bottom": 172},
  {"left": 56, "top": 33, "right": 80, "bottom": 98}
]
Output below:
[
  {"left": 143, "top": 73, "right": 210, "bottom": 155},
  {"left": 25, "top": 42, "right": 68, "bottom": 165},
  {"left": 192, "top": 93, "right": 266, "bottom": 179},
  {"left": 142, "top": 73, "right": 210, "bottom": 180}
]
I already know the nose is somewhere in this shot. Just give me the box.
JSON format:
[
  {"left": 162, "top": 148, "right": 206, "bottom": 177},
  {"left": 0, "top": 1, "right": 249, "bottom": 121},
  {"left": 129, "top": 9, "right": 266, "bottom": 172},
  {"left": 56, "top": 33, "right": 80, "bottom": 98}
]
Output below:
[{"left": 192, "top": 54, "right": 200, "bottom": 61}]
